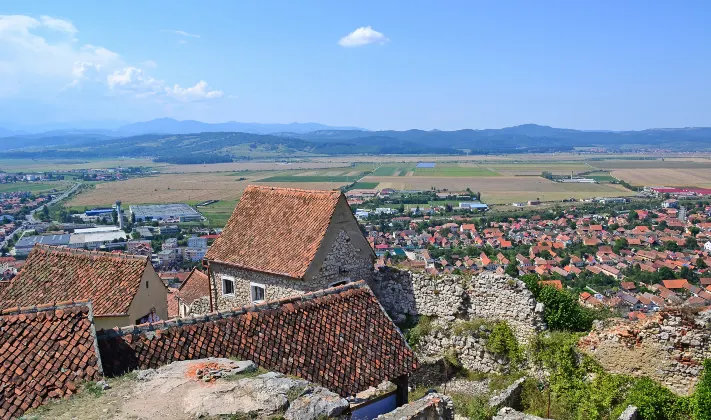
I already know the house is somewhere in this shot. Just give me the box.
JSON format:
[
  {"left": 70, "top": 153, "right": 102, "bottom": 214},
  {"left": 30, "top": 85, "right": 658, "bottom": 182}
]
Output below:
[
  {"left": 204, "top": 186, "right": 375, "bottom": 311},
  {"left": 662, "top": 279, "right": 689, "bottom": 290},
  {"left": 176, "top": 267, "right": 211, "bottom": 317},
  {"left": 0, "top": 244, "right": 167, "bottom": 329},
  {"left": 539, "top": 280, "right": 563, "bottom": 290}
]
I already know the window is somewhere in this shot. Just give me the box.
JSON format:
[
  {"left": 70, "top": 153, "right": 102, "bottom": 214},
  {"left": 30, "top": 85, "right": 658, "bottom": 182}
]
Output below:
[
  {"left": 250, "top": 282, "right": 265, "bottom": 302},
  {"left": 145, "top": 280, "right": 149, "bottom": 288},
  {"left": 222, "top": 276, "right": 235, "bottom": 296}
]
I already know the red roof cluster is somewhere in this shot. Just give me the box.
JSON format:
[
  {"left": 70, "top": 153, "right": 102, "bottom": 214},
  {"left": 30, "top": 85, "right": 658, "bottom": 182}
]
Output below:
[
  {"left": 0, "top": 301, "right": 102, "bottom": 419},
  {"left": 205, "top": 185, "right": 344, "bottom": 278},
  {"left": 0, "top": 245, "right": 149, "bottom": 316},
  {"left": 97, "top": 281, "right": 417, "bottom": 396},
  {"left": 177, "top": 268, "right": 210, "bottom": 304}
]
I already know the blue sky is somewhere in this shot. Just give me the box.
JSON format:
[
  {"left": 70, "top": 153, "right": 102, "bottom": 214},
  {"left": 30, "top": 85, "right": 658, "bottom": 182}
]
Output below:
[{"left": 0, "top": 1, "right": 709, "bottom": 130}]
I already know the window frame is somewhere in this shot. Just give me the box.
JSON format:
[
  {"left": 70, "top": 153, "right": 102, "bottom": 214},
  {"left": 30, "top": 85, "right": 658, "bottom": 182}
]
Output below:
[
  {"left": 222, "top": 276, "right": 236, "bottom": 296},
  {"left": 250, "top": 282, "right": 266, "bottom": 303}
]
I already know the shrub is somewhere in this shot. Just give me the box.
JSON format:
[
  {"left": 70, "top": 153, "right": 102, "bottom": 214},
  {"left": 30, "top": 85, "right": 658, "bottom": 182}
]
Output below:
[
  {"left": 622, "top": 377, "right": 691, "bottom": 420},
  {"left": 696, "top": 359, "right": 711, "bottom": 420},
  {"left": 452, "top": 318, "right": 492, "bottom": 336},
  {"left": 486, "top": 321, "right": 523, "bottom": 366},
  {"left": 405, "top": 315, "right": 434, "bottom": 348}
]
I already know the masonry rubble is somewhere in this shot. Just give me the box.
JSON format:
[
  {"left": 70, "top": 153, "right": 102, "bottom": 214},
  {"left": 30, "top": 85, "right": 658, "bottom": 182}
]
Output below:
[
  {"left": 376, "top": 393, "right": 454, "bottom": 420},
  {"left": 579, "top": 308, "right": 711, "bottom": 395}
]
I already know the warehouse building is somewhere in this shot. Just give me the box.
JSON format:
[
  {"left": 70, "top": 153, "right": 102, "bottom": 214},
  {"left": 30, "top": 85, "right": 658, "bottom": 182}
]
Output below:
[
  {"left": 129, "top": 204, "right": 203, "bottom": 222},
  {"left": 14, "top": 234, "right": 70, "bottom": 256}
]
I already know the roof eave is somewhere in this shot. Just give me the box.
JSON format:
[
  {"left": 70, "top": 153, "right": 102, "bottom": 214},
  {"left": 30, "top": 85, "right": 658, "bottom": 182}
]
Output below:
[{"left": 209, "top": 258, "right": 304, "bottom": 280}]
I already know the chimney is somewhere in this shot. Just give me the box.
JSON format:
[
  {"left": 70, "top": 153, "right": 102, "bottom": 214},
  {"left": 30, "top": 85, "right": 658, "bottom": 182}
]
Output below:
[{"left": 116, "top": 200, "right": 124, "bottom": 230}]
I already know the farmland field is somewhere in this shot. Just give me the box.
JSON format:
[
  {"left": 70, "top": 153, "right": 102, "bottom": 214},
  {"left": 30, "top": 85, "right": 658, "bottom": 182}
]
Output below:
[
  {"left": 412, "top": 164, "right": 499, "bottom": 177},
  {"left": 160, "top": 161, "right": 351, "bottom": 173},
  {"left": 611, "top": 168, "right": 711, "bottom": 188},
  {"left": 0, "top": 181, "right": 71, "bottom": 193},
  {"left": 361, "top": 176, "right": 634, "bottom": 204},
  {"left": 0, "top": 158, "right": 159, "bottom": 172},
  {"left": 66, "top": 172, "right": 349, "bottom": 207},
  {"left": 196, "top": 200, "right": 238, "bottom": 227}
]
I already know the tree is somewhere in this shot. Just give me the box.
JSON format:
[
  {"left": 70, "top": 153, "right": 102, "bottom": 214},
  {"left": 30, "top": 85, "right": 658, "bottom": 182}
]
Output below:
[
  {"left": 685, "top": 236, "right": 699, "bottom": 250},
  {"left": 658, "top": 266, "right": 676, "bottom": 281},
  {"left": 629, "top": 211, "right": 639, "bottom": 221},
  {"left": 697, "top": 257, "right": 708, "bottom": 270},
  {"left": 665, "top": 241, "right": 680, "bottom": 252},
  {"left": 613, "top": 238, "right": 628, "bottom": 253},
  {"left": 505, "top": 262, "right": 519, "bottom": 278}
]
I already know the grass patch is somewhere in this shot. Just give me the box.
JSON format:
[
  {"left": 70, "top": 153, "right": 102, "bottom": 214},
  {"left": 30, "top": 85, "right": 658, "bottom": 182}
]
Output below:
[
  {"left": 223, "top": 366, "right": 269, "bottom": 381},
  {"left": 413, "top": 165, "right": 500, "bottom": 177},
  {"left": 0, "top": 182, "right": 69, "bottom": 193},
  {"left": 196, "top": 199, "right": 238, "bottom": 228},
  {"left": 351, "top": 181, "right": 379, "bottom": 189},
  {"left": 452, "top": 318, "right": 493, "bottom": 336},
  {"left": 404, "top": 315, "right": 435, "bottom": 348},
  {"left": 259, "top": 175, "right": 361, "bottom": 182}
]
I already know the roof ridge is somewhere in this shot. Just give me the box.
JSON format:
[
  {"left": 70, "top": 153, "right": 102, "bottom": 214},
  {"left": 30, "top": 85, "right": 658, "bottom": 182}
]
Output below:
[
  {"left": 33, "top": 244, "right": 148, "bottom": 261},
  {"left": 246, "top": 184, "right": 342, "bottom": 196},
  {"left": 99, "top": 281, "right": 368, "bottom": 338},
  {"left": 1, "top": 299, "right": 92, "bottom": 316}
]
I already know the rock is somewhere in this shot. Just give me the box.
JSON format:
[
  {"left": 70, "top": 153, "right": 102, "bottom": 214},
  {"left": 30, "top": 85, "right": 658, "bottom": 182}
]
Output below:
[
  {"left": 135, "top": 368, "right": 158, "bottom": 381},
  {"left": 618, "top": 405, "right": 638, "bottom": 420},
  {"left": 489, "top": 378, "right": 525, "bottom": 411},
  {"left": 493, "top": 407, "right": 551, "bottom": 420},
  {"left": 284, "top": 386, "right": 349, "bottom": 420},
  {"left": 96, "top": 380, "right": 111, "bottom": 390},
  {"left": 535, "top": 303, "right": 545, "bottom": 313}
]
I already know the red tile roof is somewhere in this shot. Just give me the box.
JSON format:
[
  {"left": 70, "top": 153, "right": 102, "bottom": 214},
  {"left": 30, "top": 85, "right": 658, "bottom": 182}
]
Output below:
[
  {"left": 662, "top": 279, "right": 689, "bottom": 289},
  {"left": 205, "top": 185, "right": 344, "bottom": 279},
  {"left": 0, "top": 244, "right": 150, "bottom": 316},
  {"left": 177, "top": 268, "right": 210, "bottom": 304},
  {"left": 539, "top": 280, "right": 563, "bottom": 290},
  {"left": 0, "top": 301, "right": 102, "bottom": 419},
  {"left": 97, "top": 281, "right": 416, "bottom": 396},
  {"left": 167, "top": 287, "right": 180, "bottom": 318}
]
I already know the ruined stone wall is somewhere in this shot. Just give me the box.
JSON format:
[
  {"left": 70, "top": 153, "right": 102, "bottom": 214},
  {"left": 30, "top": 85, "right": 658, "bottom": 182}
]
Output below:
[
  {"left": 376, "top": 393, "right": 454, "bottom": 420},
  {"left": 579, "top": 309, "right": 711, "bottom": 396},
  {"left": 369, "top": 267, "right": 545, "bottom": 343},
  {"left": 208, "top": 229, "right": 374, "bottom": 312}
]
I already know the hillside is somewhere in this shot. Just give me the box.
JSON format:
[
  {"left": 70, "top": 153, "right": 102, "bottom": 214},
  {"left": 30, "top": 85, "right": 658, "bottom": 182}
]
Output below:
[{"left": 3, "top": 124, "right": 711, "bottom": 162}]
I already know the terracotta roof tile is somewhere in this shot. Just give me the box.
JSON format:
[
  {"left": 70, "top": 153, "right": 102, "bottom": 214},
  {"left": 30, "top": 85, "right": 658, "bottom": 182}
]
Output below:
[
  {"left": 539, "top": 280, "right": 563, "bottom": 290},
  {"left": 97, "top": 281, "right": 416, "bottom": 396},
  {"left": 0, "top": 244, "right": 148, "bottom": 316},
  {"left": 0, "top": 301, "right": 102, "bottom": 419},
  {"left": 177, "top": 268, "right": 210, "bottom": 304},
  {"left": 205, "top": 185, "right": 343, "bottom": 278}
]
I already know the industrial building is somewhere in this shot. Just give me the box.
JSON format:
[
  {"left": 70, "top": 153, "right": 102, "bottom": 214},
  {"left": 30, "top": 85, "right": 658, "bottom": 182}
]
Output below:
[
  {"left": 68, "top": 226, "right": 127, "bottom": 250},
  {"left": 15, "top": 234, "right": 70, "bottom": 256},
  {"left": 129, "top": 204, "right": 203, "bottom": 222}
]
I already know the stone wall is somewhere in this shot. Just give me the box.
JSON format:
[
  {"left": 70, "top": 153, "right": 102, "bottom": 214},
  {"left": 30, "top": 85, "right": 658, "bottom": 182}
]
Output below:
[
  {"left": 209, "top": 229, "right": 374, "bottom": 311},
  {"left": 369, "top": 267, "right": 545, "bottom": 343},
  {"left": 579, "top": 309, "right": 711, "bottom": 396},
  {"left": 376, "top": 393, "right": 454, "bottom": 420}
]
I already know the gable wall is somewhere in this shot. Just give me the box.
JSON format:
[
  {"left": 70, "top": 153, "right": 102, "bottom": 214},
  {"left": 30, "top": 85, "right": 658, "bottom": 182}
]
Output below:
[{"left": 127, "top": 265, "right": 168, "bottom": 324}]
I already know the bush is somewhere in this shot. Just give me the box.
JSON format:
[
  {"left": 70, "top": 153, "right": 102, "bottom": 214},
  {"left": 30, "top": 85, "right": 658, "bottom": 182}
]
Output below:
[
  {"left": 696, "top": 360, "right": 711, "bottom": 420},
  {"left": 623, "top": 377, "right": 691, "bottom": 420},
  {"left": 452, "top": 318, "right": 492, "bottom": 336},
  {"left": 405, "top": 315, "right": 434, "bottom": 348},
  {"left": 486, "top": 321, "right": 523, "bottom": 366}
]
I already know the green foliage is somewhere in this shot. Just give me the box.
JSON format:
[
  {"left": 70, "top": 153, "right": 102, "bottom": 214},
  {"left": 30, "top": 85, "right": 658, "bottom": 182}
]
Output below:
[
  {"left": 404, "top": 315, "right": 434, "bottom": 348},
  {"left": 696, "top": 360, "right": 711, "bottom": 420},
  {"left": 451, "top": 394, "right": 497, "bottom": 420},
  {"left": 623, "top": 378, "right": 692, "bottom": 420},
  {"left": 452, "top": 318, "right": 492, "bottom": 336},
  {"left": 486, "top": 321, "right": 523, "bottom": 366},
  {"left": 536, "top": 286, "right": 596, "bottom": 332},
  {"left": 82, "top": 381, "right": 105, "bottom": 398}
]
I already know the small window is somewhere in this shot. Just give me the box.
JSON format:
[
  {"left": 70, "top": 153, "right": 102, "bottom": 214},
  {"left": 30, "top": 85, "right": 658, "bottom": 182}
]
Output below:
[
  {"left": 222, "top": 277, "right": 235, "bottom": 296},
  {"left": 250, "top": 282, "right": 265, "bottom": 302},
  {"left": 145, "top": 280, "right": 149, "bottom": 288}
]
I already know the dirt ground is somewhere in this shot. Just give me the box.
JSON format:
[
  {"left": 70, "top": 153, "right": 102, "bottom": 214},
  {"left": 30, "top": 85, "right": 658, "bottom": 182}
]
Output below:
[{"left": 612, "top": 168, "right": 711, "bottom": 187}]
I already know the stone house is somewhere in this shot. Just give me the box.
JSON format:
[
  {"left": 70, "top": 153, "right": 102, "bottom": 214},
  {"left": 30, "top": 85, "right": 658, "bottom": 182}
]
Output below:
[
  {"left": 0, "top": 244, "right": 168, "bottom": 329},
  {"left": 203, "top": 185, "right": 375, "bottom": 311}
]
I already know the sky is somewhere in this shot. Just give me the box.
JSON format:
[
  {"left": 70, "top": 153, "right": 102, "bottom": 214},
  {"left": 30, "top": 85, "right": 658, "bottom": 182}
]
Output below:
[{"left": 0, "top": 1, "right": 709, "bottom": 131}]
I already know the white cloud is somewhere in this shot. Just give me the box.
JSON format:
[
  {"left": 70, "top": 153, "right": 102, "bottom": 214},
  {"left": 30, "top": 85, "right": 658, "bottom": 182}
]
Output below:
[
  {"left": 165, "top": 80, "right": 223, "bottom": 101},
  {"left": 162, "top": 29, "right": 200, "bottom": 38},
  {"left": 338, "top": 26, "right": 389, "bottom": 47},
  {"left": 39, "top": 16, "right": 77, "bottom": 34},
  {"left": 0, "top": 15, "right": 225, "bottom": 102}
]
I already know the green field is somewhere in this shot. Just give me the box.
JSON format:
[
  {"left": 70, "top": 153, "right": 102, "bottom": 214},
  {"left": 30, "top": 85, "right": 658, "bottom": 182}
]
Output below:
[
  {"left": 585, "top": 172, "right": 618, "bottom": 182},
  {"left": 259, "top": 174, "right": 362, "bottom": 182},
  {"left": 371, "top": 165, "right": 416, "bottom": 176},
  {"left": 196, "top": 200, "right": 237, "bottom": 227},
  {"left": 350, "top": 182, "right": 380, "bottom": 189},
  {"left": 0, "top": 182, "right": 70, "bottom": 193},
  {"left": 413, "top": 165, "right": 500, "bottom": 177}
]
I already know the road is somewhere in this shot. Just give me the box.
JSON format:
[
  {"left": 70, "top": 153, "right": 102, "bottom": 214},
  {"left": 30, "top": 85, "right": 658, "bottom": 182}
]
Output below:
[{"left": 0, "top": 182, "right": 81, "bottom": 250}]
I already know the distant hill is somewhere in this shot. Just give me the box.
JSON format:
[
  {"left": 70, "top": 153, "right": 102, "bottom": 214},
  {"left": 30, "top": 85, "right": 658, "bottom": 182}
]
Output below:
[
  {"left": 3, "top": 124, "right": 711, "bottom": 162},
  {"left": 117, "top": 118, "right": 365, "bottom": 135}
]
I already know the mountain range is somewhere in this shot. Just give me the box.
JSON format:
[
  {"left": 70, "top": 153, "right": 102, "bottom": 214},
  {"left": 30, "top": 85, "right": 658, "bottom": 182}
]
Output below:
[{"left": 1, "top": 120, "right": 711, "bottom": 163}]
